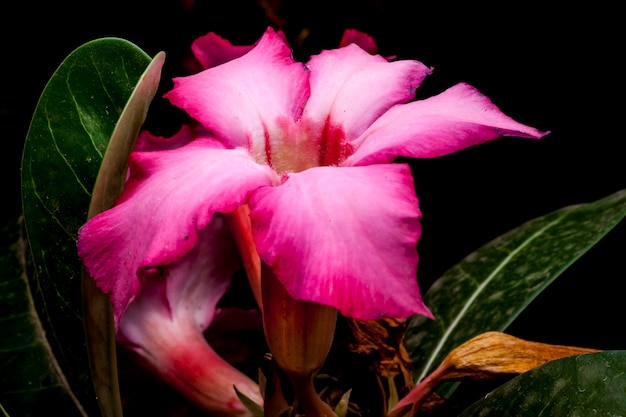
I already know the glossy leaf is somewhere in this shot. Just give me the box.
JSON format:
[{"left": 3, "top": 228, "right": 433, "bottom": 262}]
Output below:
[
  {"left": 458, "top": 350, "right": 626, "bottom": 416},
  {"left": 20, "top": 38, "right": 156, "bottom": 416},
  {"left": 405, "top": 189, "right": 626, "bottom": 386}
]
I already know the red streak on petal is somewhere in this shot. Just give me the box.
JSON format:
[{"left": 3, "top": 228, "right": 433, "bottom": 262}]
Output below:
[
  {"left": 264, "top": 125, "right": 273, "bottom": 168},
  {"left": 318, "top": 118, "right": 349, "bottom": 166}
]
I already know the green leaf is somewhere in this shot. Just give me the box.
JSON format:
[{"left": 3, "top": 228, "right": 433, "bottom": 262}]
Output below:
[
  {"left": 334, "top": 389, "right": 352, "bottom": 417},
  {"left": 458, "top": 350, "right": 626, "bottom": 416},
  {"left": 405, "top": 189, "right": 626, "bottom": 386},
  {"left": 20, "top": 38, "right": 158, "bottom": 416},
  {"left": 0, "top": 215, "right": 86, "bottom": 417},
  {"left": 234, "top": 385, "right": 264, "bottom": 417}
]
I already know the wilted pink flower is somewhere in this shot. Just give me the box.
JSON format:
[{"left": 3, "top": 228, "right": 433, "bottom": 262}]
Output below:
[{"left": 78, "top": 27, "right": 547, "bottom": 329}]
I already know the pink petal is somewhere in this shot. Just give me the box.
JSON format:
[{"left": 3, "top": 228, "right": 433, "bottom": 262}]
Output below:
[
  {"left": 77, "top": 139, "right": 277, "bottom": 324},
  {"left": 345, "top": 82, "right": 550, "bottom": 166},
  {"left": 303, "top": 44, "right": 431, "bottom": 143},
  {"left": 134, "top": 123, "right": 198, "bottom": 152},
  {"left": 117, "top": 215, "right": 240, "bottom": 343},
  {"left": 165, "top": 215, "right": 242, "bottom": 329},
  {"left": 249, "top": 164, "right": 433, "bottom": 320},
  {"left": 192, "top": 30, "right": 288, "bottom": 69},
  {"left": 339, "top": 28, "right": 378, "bottom": 54},
  {"left": 191, "top": 32, "right": 255, "bottom": 69},
  {"left": 114, "top": 216, "right": 263, "bottom": 414},
  {"left": 118, "top": 286, "right": 263, "bottom": 416},
  {"left": 165, "top": 27, "right": 310, "bottom": 162}
]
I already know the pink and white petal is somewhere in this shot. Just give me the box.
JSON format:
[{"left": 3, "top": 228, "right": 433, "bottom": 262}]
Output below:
[
  {"left": 165, "top": 27, "right": 310, "bottom": 161},
  {"left": 165, "top": 214, "right": 242, "bottom": 329},
  {"left": 116, "top": 215, "right": 238, "bottom": 343},
  {"left": 345, "top": 82, "right": 550, "bottom": 166},
  {"left": 191, "top": 32, "right": 255, "bottom": 69},
  {"left": 117, "top": 279, "right": 263, "bottom": 415},
  {"left": 115, "top": 264, "right": 170, "bottom": 346},
  {"left": 303, "top": 44, "right": 431, "bottom": 141},
  {"left": 117, "top": 214, "right": 242, "bottom": 345},
  {"left": 248, "top": 164, "right": 433, "bottom": 320},
  {"left": 77, "top": 139, "right": 278, "bottom": 325}
]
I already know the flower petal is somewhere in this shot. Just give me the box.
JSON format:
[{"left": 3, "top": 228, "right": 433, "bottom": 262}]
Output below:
[
  {"left": 249, "top": 164, "right": 433, "bottom": 320},
  {"left": 118, "top": 294, "right": 262, "bottom": 416},
  {"left": 191, "top": 30, "right": 288, "bottom": 69},
  {"left": 78, "top": 139, "right": 277, "bottom": 324},
  {"left": 345, "top": 82, "right": 550, "bottom": 166},
  {"left": 115, "top": 216, "right": 263, "bottom": 415},
  {"left": 303, "top": 44, "right": 431, "bottom": 141},
  {"left": 134, "top": 123, "right": 198, "bottom": 152},
  {"left": 117, "top": 214, "right": 240, "bottom": 344},
  {"left": 165, "top": 214, "right": 242, "bottom": 329},
  {"left": 191, "top": 32, "right": 255, "bottom": 69},
  {"left": 339, "top": 29, "right": 378, "bottom": 54},
  {"left": 165, "top": 27, "right": 310, "bottom": 162}
]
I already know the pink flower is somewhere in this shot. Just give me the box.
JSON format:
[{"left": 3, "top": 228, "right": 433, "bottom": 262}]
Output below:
[
  {"left": 78, "top": 26, "right": 547, "bottom": 329},
  {"left": 114, "top": 212, "right": 263, "bottom": 416}
]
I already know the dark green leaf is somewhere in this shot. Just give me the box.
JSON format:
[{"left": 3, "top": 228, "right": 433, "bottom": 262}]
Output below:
[
  {"left": 0, "top": 216, "right": 85, "bottom": 417},
  {"left": 405, "top": 189, "right": 626, "bottom": 386},
  {"left": 20, "top": 38, "right": 155, "bottom": 416},
  {"left": 458, "top": 350, "right": 626, "bottom": 416}
]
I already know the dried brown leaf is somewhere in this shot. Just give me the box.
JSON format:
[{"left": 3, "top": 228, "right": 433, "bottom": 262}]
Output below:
[
  {"left": 345, "top": 317, "right": 414, "bottom": 389},
  {"left": 440, "top": 331, "right": 600, "bottom": 380},
  {"left": 388, "top": 331, "right": 600, "bottom": 417}
]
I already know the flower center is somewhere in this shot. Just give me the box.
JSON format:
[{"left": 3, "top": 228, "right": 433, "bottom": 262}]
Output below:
[{"left": 264, "top": 117, "right": 353, "bottom": 174}]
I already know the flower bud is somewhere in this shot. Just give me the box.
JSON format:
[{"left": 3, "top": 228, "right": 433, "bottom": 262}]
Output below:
[{"left": 261, "top": 263, "right": 338, "bottom": 417}]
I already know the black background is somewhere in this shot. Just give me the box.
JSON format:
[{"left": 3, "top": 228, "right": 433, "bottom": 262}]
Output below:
[{"left": 2, "top": 1, "right": 624, "bottom": 349}]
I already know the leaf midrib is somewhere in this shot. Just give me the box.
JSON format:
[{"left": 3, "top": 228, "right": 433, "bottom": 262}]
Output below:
[{"left": 416, "top": 215, "right": 563, "bottom": 382}]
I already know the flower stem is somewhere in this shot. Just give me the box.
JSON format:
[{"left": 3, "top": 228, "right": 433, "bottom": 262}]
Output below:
[
  {"left": 225, "top": 204, "right": 263, "bottom": 312},
  {"left": 387, "top": 366, "right": 443, "bottom": 417},
  {"left": 290, "top": 374, "right": 337, "bottom": 417}
]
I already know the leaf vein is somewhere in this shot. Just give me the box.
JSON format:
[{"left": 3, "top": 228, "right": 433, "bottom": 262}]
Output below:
[
  {"left": 27, "top": 167, "right": 78, "bottom": 241},
  {"left": 65, "top": 68, "right": 104, "bottom": 161},
  {"left": 44, "top": 103, "right": 91, "bottom": 197},
  {"left": 417, "top": 214, "right": 565, "bottom": 382}
]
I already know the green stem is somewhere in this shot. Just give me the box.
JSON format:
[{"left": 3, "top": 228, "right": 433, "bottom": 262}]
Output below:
[{"left": 290, "top": 374, "right": 336, "bottom": 417}]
